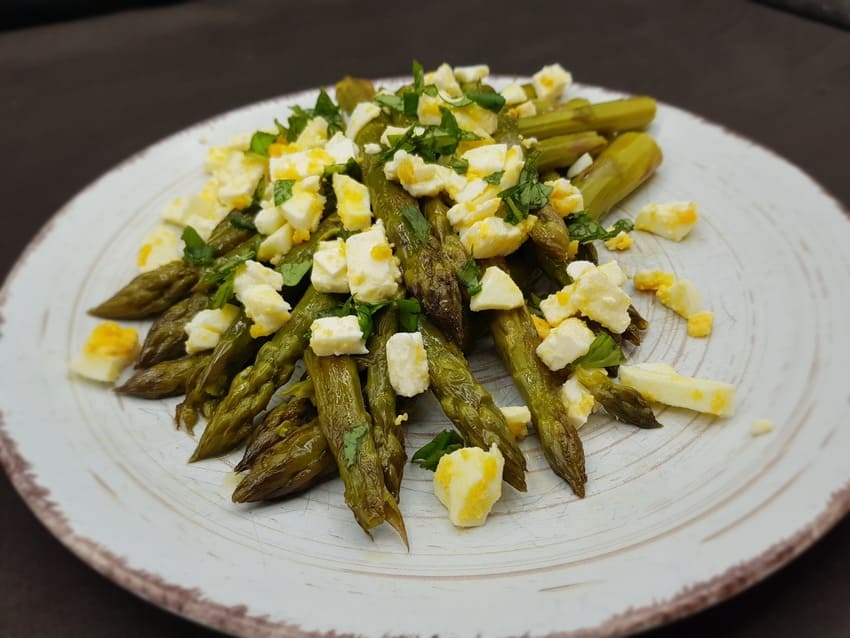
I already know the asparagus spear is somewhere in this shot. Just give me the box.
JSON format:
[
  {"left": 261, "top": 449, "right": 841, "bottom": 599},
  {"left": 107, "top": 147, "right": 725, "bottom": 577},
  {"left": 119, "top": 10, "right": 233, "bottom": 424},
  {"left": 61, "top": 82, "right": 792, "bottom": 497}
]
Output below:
[
  {"left": 422, "top": 198, "right": 469, "bottom": 275},
  {"left": 419, "top": 318, "right": 527, "bottom": 492},
  {"left": 232, "top": 420, "right": 337, "bottom": 502},
  {"left": 234, "top": 396, "right": 317, "bottom": 472},
  {"left": 489, "top": 303, "right": 587, "bottom": 496},
  {"left": 137, "top": 293, "right": 210, "bottom": 368},
  {"left": 517, "top": 97, "right": 657, "bottom": 140},
  {"left": 572, "top": 132, "right": 663, "bottom": 219},
  {"left": 194, "top": 235, "right": 263, "bottom": 292},
  {"left": 89, "top": 260, "right": 200, "bottom": 319},
  {"left": 335, "top": 77, "right": 376, "bottom": 114},
  {"left": 536, "top": 131, "right": 608, "bottom": 172},
  {"left": 176, "top": 308, "right": 262, "bottom": 433},
  {"left": 364, "top": 307, "right": 406, "bottom": 501},
  {"left": 575, "top": 368, "right": 662, "bottom": 429},
  {"left": 528, "top": 204, "right": 572, "bottom": 264},
  {"left": 304, "top": 350, "right": 407, "bottom": 543},
  {"left": 189, "top": 285, "right": 339, "bottom": 462},
  {"left": 115, "top": 353, "right": 212, "bottom": 399},
  {"left": 358, "top": 119, "right": 466, "bottom": 347}
]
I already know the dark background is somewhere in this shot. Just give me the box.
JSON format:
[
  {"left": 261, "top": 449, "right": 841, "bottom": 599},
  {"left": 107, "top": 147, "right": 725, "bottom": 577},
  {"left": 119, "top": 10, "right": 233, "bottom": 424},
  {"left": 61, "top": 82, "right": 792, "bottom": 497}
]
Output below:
[{"left": 1, "top": 1, "right": 849, "bottom": 636}]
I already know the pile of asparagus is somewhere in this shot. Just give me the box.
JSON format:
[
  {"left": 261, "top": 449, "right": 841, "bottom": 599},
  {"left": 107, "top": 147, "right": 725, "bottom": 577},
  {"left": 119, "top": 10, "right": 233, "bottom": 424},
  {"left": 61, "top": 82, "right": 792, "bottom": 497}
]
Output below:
[{"left": 92, "top": 73, "right": 663, "bottom": 543}]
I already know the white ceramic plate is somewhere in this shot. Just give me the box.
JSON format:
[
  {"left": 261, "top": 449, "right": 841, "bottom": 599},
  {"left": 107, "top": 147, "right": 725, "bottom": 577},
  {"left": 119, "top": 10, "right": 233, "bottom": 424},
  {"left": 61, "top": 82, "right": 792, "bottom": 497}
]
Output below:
[{"left": 1, "top": 79, "right": 849, "bottom": 638}]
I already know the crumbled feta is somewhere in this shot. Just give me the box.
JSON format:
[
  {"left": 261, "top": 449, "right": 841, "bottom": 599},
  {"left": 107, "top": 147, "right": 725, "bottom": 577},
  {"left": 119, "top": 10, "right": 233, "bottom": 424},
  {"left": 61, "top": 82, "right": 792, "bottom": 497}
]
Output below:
[
  {"left": 333, "top": 173, "right": 372, "bottom": 231},
  {"left": 567, "top": 152, "right": 593, "bottom": 178},
  {"left": 453, "top": 103, "right": 499, "bottom": 137},
  {"left": 137, "top": 224, "right": 182, "bottom": 273},
  {"left": 500, "top": 83, "right": 528, "bottom": 106},
  {"left": 453, "top": 64, "right": 489, "bottom": 83},
  {"left": 385, "top": 332, "right": 430, "bottom": 397},
  {"left": 535, "top": 317, "right": 595, "bottom": 371},
  {"left": 325, "top": 132, "right": 359, "bottom": 164},
  {"left": 279, "top": 176, "right": 325, "bottom": 240},
  {"left": 546, "top": 178, "right": 584, "bottom": 217},
  {"left": 255, "top": 206, "right": 286, "bottom": 235},
  {"left": 500, "top": 406, "right": 531, "bottom": 439},
  {"left": 309, "top": 316, "right": 368, "bottom": 356},
  {"left": 311, "top": 238, "right": 349, "bottom": 294},
  {"left": 184, "top": 305, "right": 239, "bottom": 354},
  {"left": 293, "top": 116, "right": 329, "bottom": 150},
  {"left": 458, "top": 215, "right": 536, "bottom": 259},
  {"left": 462, "top": 144, "right": 507, "bottom": 179},
  {"left": 618, "top": 363, "right": 736, "bottom": 417},
  {"left": 446, "top": 197, "right": 501, "bottom": 230},
  {"left": 269, "top": 148, "right": 334, "bottom": 180},
  {"left": 540, "top": 285, "right": 577, "bottom": 327},
  {"left": 560, "top": 376, "right": 597, "bottom": 428},
  {"left": 532, "top": 63, "right": 572, "bottom": 101},
  {"left": 657, "top": 280, "right": 702, "bottom": 319},
  {"left": 434, "top": 444, "right": 504, "bottom": 528},
  {"left": 469, "top": 266, "right": 524, "bottom": 311},
  {"left": 509, "top": 101, "right": 537, "bottom": 119},
  {"left": 417, "top": 92, "right": 444, "bottom": 126},
  {"left": 233, "top": 260, "right": 290, "bottom": 338},
  {"left": 345, "top": 220, "right": 400, "bottom": 303},
  {"left": 384, "top": 149, "right": 447, "bottom": 197},
  {"left": 70, "top": 322, "right": 140, "bottom": 384},
  {"left": 635, "top": 201, "right": 699, "bottom": 241},
  {"left": 257, "top": 224, "right": 294, "bottom": 265},
  {"left": 346, "top": 102, "right": 382, "bottom": 140},
  {"left": 430, "top": 63, "right": 463, "bottom": 98}
]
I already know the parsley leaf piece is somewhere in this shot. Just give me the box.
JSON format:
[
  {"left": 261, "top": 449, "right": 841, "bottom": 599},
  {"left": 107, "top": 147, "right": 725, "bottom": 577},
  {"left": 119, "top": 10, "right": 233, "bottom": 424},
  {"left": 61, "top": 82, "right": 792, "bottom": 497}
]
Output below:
[
  {"left": 526, "top": 293, "right": 544, "bottom": 318},
  {"left": 279, "top": 259, "right": 312, "bottom": 287},
  {"left": 211, "top": 276, "right": 235, "bottom": 309},
  {"left": 286, "top": 105, "right": 312, "bottom": 142},
  {"left": 322, "top": 157, "right": 362, "bottom": 181},
  {"left": 313, "top": 89, "right": 345, "bottom": 136},
  {"left": 412, "top": 60, "right": 425, "bottom": 91},
  {"left": 574, "top": 332, "right": 627, "bottom": 369},
  {"left": 397, "top": 297, "right": 421, "bottom": 332},
  {"left": 465, "top": 90, "right": 506, "bottom": 113},
  {"left": 401, "top": 204, "right": 431, "bottom": 242},
  {"left": 564, "top": 213, "right": 634, "bottom": 244},
  {"left": 412, "top": 430, "right": 464, "bottom": 471},
  {"left": 375, "top": 93, "right": 405, "bottom": 113},
  {"left": 449, "top": 156, "right": 469, "bottom": 175},
  {"left": 355, "top": 300, "right": 393, "bottom": 339},
  {"left": 483, "top": 170, "right": 504, "bottom": 185},
  {"left": 457, "top": 257, "right": 483, "bottom": 297},
  {"left": 273, "top": 118, "right": 288, "bottom": 139},
  {"left": 402, "top": 91, "right": 420, "bottom": 117},
  {"left": 273, "top": 179, "right": 295, "bottom": 206},
  {"left": 342, "top": 423, "right": 370, "bottom": 467},
  {"left": 246, "top": 131, "right": 277, "bottom": 158},
  {"left": 181, "top": 226, "right": 215, "bottom": 266},
  {"left": 227, "top": 211, "right": 257, "bottom": 232},
  {"left": 250, "top": 175, "right": 267, "bottom": 208},
  {"left": 498, "top": 150, "right": 552, "bottom": 224}
]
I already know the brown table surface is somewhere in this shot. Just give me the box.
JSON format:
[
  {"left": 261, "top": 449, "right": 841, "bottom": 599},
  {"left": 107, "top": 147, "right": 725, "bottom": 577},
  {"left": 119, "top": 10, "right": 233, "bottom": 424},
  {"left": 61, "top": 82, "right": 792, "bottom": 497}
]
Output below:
[{"left": 1, "top": 1, "right": 849, "bottom": 636}]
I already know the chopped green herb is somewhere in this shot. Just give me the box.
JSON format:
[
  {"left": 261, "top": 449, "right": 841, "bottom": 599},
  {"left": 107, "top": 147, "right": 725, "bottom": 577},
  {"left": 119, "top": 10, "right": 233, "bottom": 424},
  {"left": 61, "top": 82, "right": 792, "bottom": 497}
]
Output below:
[
  {"left": 412, "top": 60, "right": 425, "bottom": 91},
  {"left": 181, "top": 226, "right": 215, "bottom": 266},
  {"left": 322, "top": 157, "right": 361, "bottom": 180},
  {"left": 246, "top": 131, "right": 277, "bottom": 158},
  {"left": 458, "top": 257, "right": 483, "bottom": 297},
  {"left": 313, "top": 89, "right": 345, "bottom": 136},
  {"left": 286, "top": 106, "right": 311, "bottom": 142},
  {"left": 381, "top": 108, "right": 480, "bottom": 164},
  {"left": 449, "top": 156, "right": 469, "bottom": 175},
  {"left": 402, "top": 91, "right": 420, "bottom": 117},
  {"left": 526, "top": 293, "right": 544, "bottom": 318},
  {"left": 227, "top": 211, "right": 257, "bottom": 232},
  {"left": 375, "top": 93, "right": 405, "bottom": 113},
  {"left": 483, "top": 170, "right": 504, "bottom": 185},
  {"left": 401, "top": 204, "right": 431, "bottom": 242},
  {"left": 498, "top": 150, "right": 552, "bottom": 224},
  {"left": 574, "top": 332, "right": 626, "bottom": 369},
  {"left": 273, "top": 118, "right": 288, "bottom": 138},
  {"left": 273, "top": 179, "right": 295, "bottom": 206},
  {"left": 342, "top": 422, "right": 370, "bottom": 467},
  {"left": 250, "top": 175, "right": 267, "bottom": 207},
  {"left": 412, "top": 430, "right": 464, "bottom": 471},
  {"left": 465, "top": 90, "right": 506, "bottom": 113},
  {"left": 278, "top": 259, "right": 312, "bottom": 287},
  {"left": 397, "top": 298, "right": 421, "bottom": 332},
  {"left": 564, "top": 213, "right": 634, "bottom": 244},
  {"left": 211, "top": 276, "right": 235, "bottom": 309}
]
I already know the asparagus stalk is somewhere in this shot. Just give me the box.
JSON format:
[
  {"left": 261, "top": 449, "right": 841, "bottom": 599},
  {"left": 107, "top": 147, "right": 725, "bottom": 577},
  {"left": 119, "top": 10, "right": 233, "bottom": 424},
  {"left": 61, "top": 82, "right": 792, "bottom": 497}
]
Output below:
[
  {"left": 489, "top": 303, "right": 587, "bottom": 497},
  {"left": 189, "top": 286, "right": 338, "bottom": 462},
  {"left": 304, "top": 350, "right": 407, "bottom": 543},
  {"left": 536, "top": 131, "right": 608, "bottom": 172},
  {"left": 419, "top": 318, "right": 527, "bottom": 492},
  {"left": 571, "top": 132, "right": 663, "bottom": 219},
  {"left": 115, "top": 353, "right": 212, "bottom": 399},
  {"left": 364, "top": 307, "right": 406, "bottom": 501},
  {"left": 335, "top": 77, "right": 377, "bottom": 114},
  {"left": 234, "top": 396, "right": 317, "bottom": 472},
  {"left": 232, "top": 420, "right": 337, "bottom": 502},
  {"left": 137, "top": 293, "right": 211, "bottom": 368},
  {"left": 517, "top": 97, "right": 657, "bottom": 140},
  {"left": 575, "top": 368, "right": 661, "bottom": 429}
]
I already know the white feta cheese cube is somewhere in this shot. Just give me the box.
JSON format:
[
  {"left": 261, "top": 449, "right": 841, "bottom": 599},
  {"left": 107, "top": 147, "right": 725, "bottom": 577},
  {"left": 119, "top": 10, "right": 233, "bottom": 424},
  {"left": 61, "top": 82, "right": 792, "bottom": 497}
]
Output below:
[
  {"left": 137, "top": 224, "right": 182, "bottom": 273},
  {"left": 618, "top": 363, "right": 736, "bottom": 417},
  {"left": 280, "top": 180, "right": 325, "bottom": 239},
  {"left": 560, "top": 376, "right": 596, "bottom": 428},
  {"left": 309, "top": 316, "right": 368, "bottom": 356},
  {"left": 446, "top": 197, "right": 501, "bottom": 230},
  {"left": 311, "top": 239, "right": 349, "bottom": 294},
  {"left": 325, "top": 132, "right": 359, "bottom": 163},
  {"left": 634, "top": 201, "right": 699, "bottom": 241},
  {"left": 233, "top": 260, "right": 283, "bottom": 293},
  {"left": 500, "top": 406, "right": 531, "bottom": 439},
  {"left": 453, "top": 103, "right": 499, "bottom": 137},
  {"left": 383, "top": 150, "right": 447, "bottom": 197},
  {"left": 597, "top": 260, "right": 627, "bottom": 287},
  {"left": 509, "top": 101, "right": 537, "bottom": 119},
  {"left": 257, "top": 224, "right": 294, "bottom": 265},
  {"left": 385, "top": 332, "right": 430, "bottom": 397},
  {"left": 333, "top": 173, "right": 372, "bottom": 230},
  {"left": 254, "top": 206, "right": 286, "bottom": 235},
  {"left": 239, "top": 285, "right": 292, "bottom": 338},
  {"left": 546, "top": 178, "right": 584, "bottom": 217},
  {"left": 416, "top": 92, "right": 445, "bottom": 126},
  {"left": 571, "top": 269, "right": 632, "bottom": 333},
  {"left": 269, "top": 148, "right": 334, "bottom": 180},
  {"left": 380, "top": 125, "right": 411, "bottom": 147},
  {"left": 462, "top": 143, "right": 507, "bottom": 179},
  {"left": 500, "top": 83, "right": 528, "bottom": 106},
  {"left": 293, "top": 116, "right": 329, "bottom": 150},
  {"left": 69, "top": 322, "right": 140, "bottom": 384},
  {"left": 346, "top": 101, "right": 382, "bottom": 140},
  {"left": 184, "top": 305, "right": 239, "bottom": 354},
  {"left": 540, "top": 285, "right": 578, "bottom": 326},
  {"left": 345, "top": 220, "right": 400, "bottom": 303},
  {"left": 535, "top": 317, "right": 595, "bottom": 371},
  {"left": 567, "top": 152, "right": 593, "bottom": 178},
  {"left": 453, "top": 64, "right": 489, "bottom": 83},
  {"left": 363, "top": 143, "right": 381, "bottom": 155},
  {"left": 469, "top": 266, "right": 524, "bottom": 311},
  {"left": 532, "top": 63, "right": 572, "bottom": 101},
  {"left": 459, "top": 215, "right": 536, "bottom": 258},
  {"left": 430, "top": 62, "right": 463, "bottom": 98},
  {"left": 657, "top": 280, "right": 702, "bottom": 319}
]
